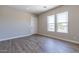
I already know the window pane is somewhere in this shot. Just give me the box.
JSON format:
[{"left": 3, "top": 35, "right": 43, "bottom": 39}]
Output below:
[
  {"left": 57, "top": 11, "right": 68, "bottom": 33},
  {"left": 47, "top": 15, "right": 55, "bottom": 31},
  {"left": 57, "top": 22, "right": 68, "bottom": 33},
  {"left": 48, "top": 23, "right": 55, "bottom": 31}
]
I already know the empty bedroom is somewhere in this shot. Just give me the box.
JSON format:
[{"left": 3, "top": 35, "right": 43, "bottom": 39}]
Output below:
[{"left": 0, "top": 5, "right": 79, "bottom": 53}]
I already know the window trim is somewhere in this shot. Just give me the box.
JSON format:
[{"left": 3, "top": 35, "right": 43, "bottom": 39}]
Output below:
[
  {"left": 56, "top": 11, "right": 68, "bottom": 33},
  {"left": 47, "top": 15, "right": 55, "bottom": 32},
  {"left": 47, "top": 11, "right": 68, "bottom": 33}
]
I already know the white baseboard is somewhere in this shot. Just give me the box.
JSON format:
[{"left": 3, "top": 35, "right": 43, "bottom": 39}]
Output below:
[
  {"left": 38, "top": 33, "right": 79, "bottom": 44},
  {"left": 1, "top": 33, "right": 79, "bottom": 44},
  {"left": 0, "top": 34, "right": 32, "bottom": 42}
]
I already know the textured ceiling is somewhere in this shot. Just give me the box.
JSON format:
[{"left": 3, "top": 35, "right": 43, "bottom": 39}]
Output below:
[{"left": 8, "top": 5, "right": 59, "bottom": 15}]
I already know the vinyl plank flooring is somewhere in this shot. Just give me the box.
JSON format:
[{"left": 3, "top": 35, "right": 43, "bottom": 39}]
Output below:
[{"left": 0, "top": 34, "right": 79, "bottom": 53}]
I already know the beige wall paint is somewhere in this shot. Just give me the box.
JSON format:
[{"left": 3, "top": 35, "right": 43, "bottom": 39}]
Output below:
[
  {"left": 0, "top": 6, "right": 37, "bottom": 41},
  {"left": 38, "top": 5, "right": 79, "bottom": 43}
]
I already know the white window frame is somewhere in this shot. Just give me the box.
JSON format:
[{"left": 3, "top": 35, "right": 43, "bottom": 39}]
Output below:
[
  {"left": 56, "top": 11, "right": 68, "bottom": 33},
  {"left": 47, "top": 15, "right": 55, "bottom": 32},
  {"left": 47, "top": 11, "right": 68, "bottom": 33}
]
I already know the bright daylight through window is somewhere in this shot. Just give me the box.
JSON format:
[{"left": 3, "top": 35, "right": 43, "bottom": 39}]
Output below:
[
  {"left": 47, "top": 11, "right": 68, "bottom": 33},
  {"left": 47, "top": 15, "right": 55, "bottom": 31}
]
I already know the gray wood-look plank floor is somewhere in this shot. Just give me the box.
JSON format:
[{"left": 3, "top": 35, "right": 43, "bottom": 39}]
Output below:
[{"left": 0, "top": 34, "right": 79, "bottom": 53}]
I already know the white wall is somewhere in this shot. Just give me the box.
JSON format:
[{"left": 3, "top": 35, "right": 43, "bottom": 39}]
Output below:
[
  {"left": 0, "top": 6, "right": 37, "bottom": 41},
  {"left": 38, "top": 5, "right": 79, "bottom": 44},
  {"left": 31, "top": 15, "right": 38, "bottom": 34}
]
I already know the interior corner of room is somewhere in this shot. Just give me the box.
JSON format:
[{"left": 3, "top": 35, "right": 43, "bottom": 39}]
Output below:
[
  {"left": 0, "top": 5, "right": 79, "bottom": 53},
  {"left": 0, "top": 5, "right": 79, "bottom": 43}
]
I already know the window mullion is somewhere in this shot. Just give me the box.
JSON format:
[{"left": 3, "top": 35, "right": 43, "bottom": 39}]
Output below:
[{"left": 55, "top": 14, "right": 57, "bottom": 32}]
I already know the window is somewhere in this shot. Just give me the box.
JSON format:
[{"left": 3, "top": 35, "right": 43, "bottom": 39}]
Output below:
[
  {"left": 56, "top": 12, "right": 68, "bottom": 33},
  {"left": 47, "top": 11, "right": 68, "bottom": 33},
  {"left": 47, "top": 15, "right": 55, "bottom": 31}
]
